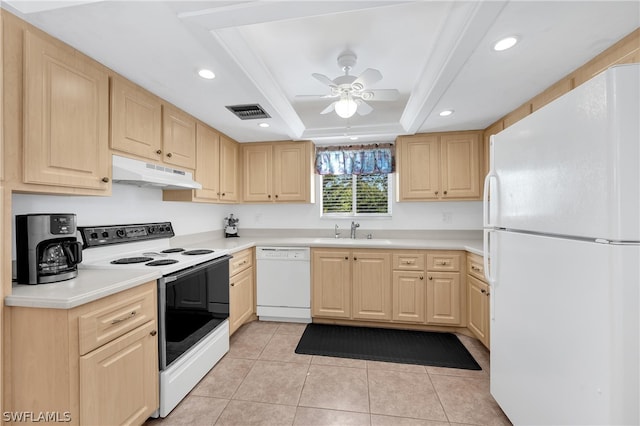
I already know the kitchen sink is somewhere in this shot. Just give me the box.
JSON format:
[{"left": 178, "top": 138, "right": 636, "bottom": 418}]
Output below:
[{"left": 311, "top": 238, "right": 393, "bottom": 245}]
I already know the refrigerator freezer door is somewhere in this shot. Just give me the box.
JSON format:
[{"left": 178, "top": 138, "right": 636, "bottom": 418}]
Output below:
[
  {"left": 490, "top": 64, "right": 639, "bottom": 241},
  {"left": 490, "top": 230, "right": 639, "bottom": 425}
]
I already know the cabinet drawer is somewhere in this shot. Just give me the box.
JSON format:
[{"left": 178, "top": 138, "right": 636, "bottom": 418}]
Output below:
[
  {"left": 467, "top": 253, "right": 486, "bottom": 281},
  {"left": 78, "top": 283, "right": 156, "bottom": 355},
  {"left": 392, "top": 252, "right": 425, "bottom": 271},
  {"left": 426, "top": 252, "right": 461, "bottom": 272},
  {"left": 230, "top": 249, "right": 253, "bottom": 276}
]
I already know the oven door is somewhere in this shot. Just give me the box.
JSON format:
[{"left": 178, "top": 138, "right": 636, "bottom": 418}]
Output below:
[{"left": 158, "top": 254, "right": 231, "bottom": 369}]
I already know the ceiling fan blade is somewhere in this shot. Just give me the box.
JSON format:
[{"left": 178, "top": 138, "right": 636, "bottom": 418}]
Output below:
[
  {"left": 355, "top": 99, "right": 373, "bottom": 116},
  {"left": 320, "top": 101, "right": 337, "bottom": 114},
  {"left": 365, "top": 89, "right": 399, "bottom": 101},
  {"left": 352, "top": 68, "right": 382, "bottom": 89},
  {"left": 312, "top": 73, "right": 337, "bottom": 87},
  {"left": 295, "top": 94, "right": 337, "bottom": 99}
]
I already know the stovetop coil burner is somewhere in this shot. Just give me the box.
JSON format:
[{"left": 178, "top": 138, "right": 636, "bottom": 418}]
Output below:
[
  {"left": 161, "top": 248, "right": 185, "bottom": 253},
  {"left": 182, "top": 249, "right": 214, "bottom": 256},
  {"left": 111, "top": 256, "right": 154, "bottom": 264},
  {"left": 146, "top": 259, "right": 179, "bottom": 266}
]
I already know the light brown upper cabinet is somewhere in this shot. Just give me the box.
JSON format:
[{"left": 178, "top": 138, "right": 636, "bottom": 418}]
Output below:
[
  {"left": 396, "top": 131, "right": 482, "bottom": 201},
  {"left": 162, "top": 104, "right": 196, "bottom": 170},
  {"left": 110, "top": 76, "right": 163, "bottom": 161},
  {"left": 111, "top": 77, "right": 196, "bottom": 170},
  {"left": 219, "top": 135, "right": 240, "bottom": 202},
  {"left": 163, "top": 124, "right": 239, "bottom": 203},
  {"left": 241, "top": 141, "right": 314, "bottom": 203},
  {"left": 23, "top": 30, "right": 110, "bottom": 192}
]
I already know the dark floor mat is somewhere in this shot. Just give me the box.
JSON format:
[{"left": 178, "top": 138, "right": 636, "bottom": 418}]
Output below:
[{"left": 295, "top": 323, "right": 481, "bottom": 370}]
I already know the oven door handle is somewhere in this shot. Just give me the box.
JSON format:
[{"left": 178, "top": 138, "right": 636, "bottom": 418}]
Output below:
[{"left": 162, "top": 254, "right": 231, "bottom": 283}]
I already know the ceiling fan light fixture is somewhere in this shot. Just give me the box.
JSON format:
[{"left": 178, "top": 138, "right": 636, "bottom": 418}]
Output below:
[{"left": 335, "top": 96, "right": 357, "bottom": 118}]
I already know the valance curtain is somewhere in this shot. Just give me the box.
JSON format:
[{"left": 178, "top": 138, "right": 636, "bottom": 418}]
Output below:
[{"left": 315, "top": 144, "right": 394, "bottom": 175}]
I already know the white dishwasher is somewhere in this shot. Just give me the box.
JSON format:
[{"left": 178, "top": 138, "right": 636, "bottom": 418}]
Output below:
[{"left": 256, "top": 247, "right": 311, "bottom": 323}]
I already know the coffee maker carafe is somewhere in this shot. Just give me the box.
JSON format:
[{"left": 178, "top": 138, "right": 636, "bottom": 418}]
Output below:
[{"left": 16, "top": 214, "right": 83, "bottom": 284}]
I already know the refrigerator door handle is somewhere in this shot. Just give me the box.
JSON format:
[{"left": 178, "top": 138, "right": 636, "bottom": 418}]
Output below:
[
  {"left": 483, "top": 229, "right": 497, "bottom": 320},
  {"left": 483, "top": 173, "right": 498, "bottom": 228},
  {"left": 483, "top": 229, "right": 495, "bottom": 285}
]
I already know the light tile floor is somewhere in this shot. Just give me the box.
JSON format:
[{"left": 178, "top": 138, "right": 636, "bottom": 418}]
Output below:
[{"left": 146, "top": 321, "right": 512, "bottom": 426}]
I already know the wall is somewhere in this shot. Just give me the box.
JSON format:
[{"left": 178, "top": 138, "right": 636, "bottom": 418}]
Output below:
[{"left": 10, "top": 177, "right": 483, "bottom": 256}]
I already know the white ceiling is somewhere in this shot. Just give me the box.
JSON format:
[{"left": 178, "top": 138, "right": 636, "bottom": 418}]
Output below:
[{"left": 3, "top": 1, "right": 639, "bottom": 145}]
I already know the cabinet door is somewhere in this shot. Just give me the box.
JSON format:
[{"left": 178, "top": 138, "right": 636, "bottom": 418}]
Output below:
[
  {"left": 273, "top": 142, "right": 310, "bottom": 202},
  {"left": 219, "top": 135, "right": 239, "bottom": 202},
  {"left": 426, "top": 272, "right": 461, "bottom": 325},
  {"left": 397, "top": 135, "right": 440, "bottom": 200},
  {"left": 80, "top": 321, "right": 158, "bottom": 426},
  {"left": 440, "top": 133, "right": 480, "bottom": 199},
  {"left": 24, "top": 31, "right": 110, "bottom": 190},
  {"left": 312, "top": 249, "right": 351, "bottom": 318},
  {"left": 467, "top": 275, "right": 490, "bottom": 348},
  {"left": 110, "top": 76, "right": 162, "bottom": 161},
  {"left": 229, "top": 267, "right": 254, "bottom": 335},
  {"left": 352, "top": 251, "right": 392, "bottom": 321},
  {"left": 392, "top": 270, "right": 426, "bottom": 323},
  {"left": 194, "top": 123, "right": 220, "bottom": 201},
  {"left": 162, "top": 104, "right": 196, "bottom": 169},
  {"left": 242, "top": 143, "right": 273, "bottom": 202}
]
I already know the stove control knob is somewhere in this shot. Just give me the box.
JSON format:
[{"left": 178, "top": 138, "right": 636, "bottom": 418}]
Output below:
[
  {"left": 90, "top": 232, "right": 98, "bottom": 239},
  {"left": 102, "top": 231, "right": 109, "bottom": 238},
  {"left": 116, "top": 229, "right": 126, "bottom": 238},
  {"left": 148, "top": 226, "right": 156, "bottom": 234}
]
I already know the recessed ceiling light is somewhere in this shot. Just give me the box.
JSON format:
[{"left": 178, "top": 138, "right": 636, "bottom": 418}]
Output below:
[
  {"left": 349, "top": 136, "right": 359, "bottom": 141},
  {"left": 258, "top": 122, "right": 270, "bottom": 128},
  {"left": 439, "top": 109, "right": 454, "bottom": 117},
  {"left": 493, "top": 36, "right": 518, "bottom": 52},
  {"left": 198, "top": 69, "right": 215, "bottom": 79}
]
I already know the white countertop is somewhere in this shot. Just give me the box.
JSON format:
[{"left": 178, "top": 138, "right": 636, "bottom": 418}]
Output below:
[
  {"left": 6, "top": 235, "right": 483, "bottom": 309},
  {"left": 6, "top": 269, "right": 161, "bottom": 309},
  {"left": 185, "top": 236, "right": 485, "bottom": 257}
]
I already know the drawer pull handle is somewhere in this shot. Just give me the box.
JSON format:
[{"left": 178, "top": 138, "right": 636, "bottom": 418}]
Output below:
[
  {"left": 230, "top": 282, "right": 235, "bottom": 287},
  {"left": 150, "top": 330, "right": 157, "bottom": 336},
  {"left": 167, "top": 152, "right": 173, "bottom": 158},
  {"left": 420, "top": 276, "right": 424, "bottom": 280},
  {"left": 101, "top": 177, "right": 110, "bottom": 183},
  {"left": 111, "top": 311, "right": 136, "bottom": 325},
  {"left": 156, "top": 150, "right": 162, "bottom": 155},
  {"left": 428, "top": 276, "right": 433, "bottom": 280},
  {"left": 402, "top": 260, "right": 415, "bottom": 264},
  {"left": 471, "top": 265, "right": 481, "bottom": 271},
  {"left": 481, "top": 289, "right": 487, "bottom": 294}
]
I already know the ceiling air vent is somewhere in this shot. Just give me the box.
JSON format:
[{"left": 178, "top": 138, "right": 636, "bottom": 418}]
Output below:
[{"left": 225, "top": 104, "right": 271, "bottom": 120}]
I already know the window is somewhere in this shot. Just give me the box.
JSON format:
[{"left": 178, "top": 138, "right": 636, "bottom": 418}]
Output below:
[{"left": 322, "top": 173, "right": 391, "bottom": 216}]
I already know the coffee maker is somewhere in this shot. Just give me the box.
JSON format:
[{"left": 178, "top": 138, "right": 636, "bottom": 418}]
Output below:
[
  {"left": 224, "top": 214, "right": 239, "bottom": 238},
  {"left": 16, "top": 214, "right": 83, "bottom": 284}
]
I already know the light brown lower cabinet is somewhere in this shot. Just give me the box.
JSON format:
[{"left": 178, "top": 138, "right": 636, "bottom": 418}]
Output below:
[
  {"left": 229, "top": 248, "right": 255, "bottom": 335},
  {"left": 467, "top": 253, "right": 490, "bottom": 348},
  {"left": 6, "top": 281, "right": 159, "bottom": 426},
  {"left": 312, "top": 248, "right": 465, "bottom": 328}
]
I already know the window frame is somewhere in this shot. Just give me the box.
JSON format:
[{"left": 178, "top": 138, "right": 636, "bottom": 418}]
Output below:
[{"left": 320, "top": 173, "right": 393, "bottom": 218}]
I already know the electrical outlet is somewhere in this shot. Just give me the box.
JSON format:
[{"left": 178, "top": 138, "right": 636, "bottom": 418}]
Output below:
[{"left": 442, "top": 212, "right": 453, "bottom": 223}]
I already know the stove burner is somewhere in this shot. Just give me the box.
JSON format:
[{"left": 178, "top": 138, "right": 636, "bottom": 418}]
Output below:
[
  {"left": 161, "top": 248, "right": 185, "bottom": 253},
  {"left": 111, "top": 257, "right": 154, "bottom": 264},
  {"left": 146, "top": 259, "right": 179, "bottom": 266},
  {"left": 182, "top": 249, "right": 214, "bottom": 256}
]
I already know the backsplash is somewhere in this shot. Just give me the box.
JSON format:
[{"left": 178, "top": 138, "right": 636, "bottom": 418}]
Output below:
[{"left": 11, "top": 178, "right": 483, "bottom": 258}]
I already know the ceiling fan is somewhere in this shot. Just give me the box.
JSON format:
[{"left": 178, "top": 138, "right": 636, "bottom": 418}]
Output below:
[{"left": 298, "top": 50, "right": 399, "bottom": 118}]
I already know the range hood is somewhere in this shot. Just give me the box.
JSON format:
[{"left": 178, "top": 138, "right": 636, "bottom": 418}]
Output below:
[{"left": 112, "top": 155, "right": 202, "bottom": 190}]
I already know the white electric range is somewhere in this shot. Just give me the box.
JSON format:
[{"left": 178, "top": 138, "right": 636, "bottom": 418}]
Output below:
[{"left": 78, "top": 222, "right": 231, "bottom": 418}]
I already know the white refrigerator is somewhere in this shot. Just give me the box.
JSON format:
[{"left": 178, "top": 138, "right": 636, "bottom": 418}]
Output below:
[{"left": 484, "top": 63, "right": 639, "bottom": 425}]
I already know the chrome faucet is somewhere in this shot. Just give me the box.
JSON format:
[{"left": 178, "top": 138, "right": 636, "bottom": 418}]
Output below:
[
  {"left": 350, "top": 221, "right": 360, "bottom": 239},
  {"left": 334, "top": 224, "right": 341, "bottom": 239}
]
